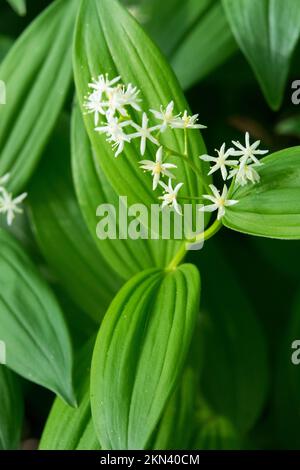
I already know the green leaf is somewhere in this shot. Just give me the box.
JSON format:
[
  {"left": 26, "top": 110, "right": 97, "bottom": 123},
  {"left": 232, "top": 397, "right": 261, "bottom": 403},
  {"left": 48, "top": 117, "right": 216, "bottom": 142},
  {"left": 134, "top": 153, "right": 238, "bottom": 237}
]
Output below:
[
  {"left": 171, "top": 1, "right": 237, "bottom": 90},
  {"left": 196, "top": 240, "right": 268, "bottom": 433},
  {"left": 223, "top": 147, "right": 300, "bottom": 239},
  {"left": 0, "top": 0, "right": 79, "bottom": 193},
  {"left": 40, "top": 339, "right": 100, "bottom": 450},
  {"left": 73, "top": 0, "right": 208, "bottom": 209},
  {"left": 71, "top": 105, "right": 182, "bottom": 280},
  {"left": 0, "top": 367, "right": 23, "bottom": 449},
  {"left": 0, "top": 229, "right": 75, "bottom": 405},
  {"left": 222, "top": 0, "right": 300, "bottom": 110},
  {"left": 135, "top": 0, "right": 213, "bottom": 57},
  {"left": 192, "top": 397, "right": 240, "bottom": 450},
  {"left": 0, "top": 35, "right": 12, "bottom": 61},
  {"left": 6, "top": 0, "right": 26, "bottom": 16},
  {"left": 28, "top": 117, "right": 121, "bottom": 323},
  {"left": 152, "top": 367, "right": 197, "bottom": 450},
  {"left": 91, "top": 264, "right": 200, "bottom": 450}
]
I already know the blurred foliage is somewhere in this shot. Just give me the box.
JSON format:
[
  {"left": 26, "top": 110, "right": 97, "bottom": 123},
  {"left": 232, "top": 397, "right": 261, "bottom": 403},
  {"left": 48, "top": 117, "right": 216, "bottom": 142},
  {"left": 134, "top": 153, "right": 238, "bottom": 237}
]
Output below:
[{"left": 1, "top": 0, "right": 300, "bottom": 450}]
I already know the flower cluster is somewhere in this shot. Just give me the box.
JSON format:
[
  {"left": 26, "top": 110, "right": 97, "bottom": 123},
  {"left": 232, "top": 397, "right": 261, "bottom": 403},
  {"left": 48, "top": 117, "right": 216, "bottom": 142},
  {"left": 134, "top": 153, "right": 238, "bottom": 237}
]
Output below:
[
  {"left": 84, "top": 75, "right": 268, "bottom": 221},
  {"left": 84, "top": 74, "right": 206, "bottom": 214},
  {"left": 0, "top": 174, "right": 27, "bottom": 226}
]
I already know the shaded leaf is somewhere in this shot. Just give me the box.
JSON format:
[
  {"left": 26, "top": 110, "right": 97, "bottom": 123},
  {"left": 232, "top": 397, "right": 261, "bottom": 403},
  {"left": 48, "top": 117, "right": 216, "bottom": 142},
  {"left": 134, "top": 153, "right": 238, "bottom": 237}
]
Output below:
[
  {"left": 6, "top": 0, "right": 26, "bottom": 16},
  {"left": 276, "top": 114, "right": 300, "bottom": 138},
  {"left": 171, "top": 1, "right": 237, "bottom": 90},
  {"left": 0, "top": 367, "right": 23, "bottom": 449},
  {"left": 40, "top": 339, "right": 100, "bottom": 450},
  {"left": 194, "top": 239, "right": 268, "bottom": 433},
  {"left": 29, "top": 117, "right": 120, "bottom": 323},
  {"left": 0, "top": 0, "right": 79, "bottom": 193}
]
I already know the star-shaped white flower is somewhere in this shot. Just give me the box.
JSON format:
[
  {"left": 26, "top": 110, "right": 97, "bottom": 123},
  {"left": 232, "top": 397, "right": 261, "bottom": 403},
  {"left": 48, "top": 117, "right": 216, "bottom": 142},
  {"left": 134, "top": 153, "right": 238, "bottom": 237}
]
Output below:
[
  {"left": 139, "top": 147, "right": 177, "bottom": 190},
  {"left": 150, "top": 101, "right": 179, "bottom": 132},
  {"left": 159, "top": 179, "right": 183, "bottom": 215},
  {"left": 130, "top": 113, "right": 159, "bottom": 156},
  {"left": 231, "top": 132, "right": 268, "bottom": 164},
  {"left": 102, "top": 86, "right": 129, "bottom": 118},
  {"left": 84, "top": 91, "right": 106, "bottom": 125},
  {"left": 200, "top": 144, "right": 238, "bottom": 180},
  {"left": 170, "top": 110, "right": 206, "bottom": 130},
  {"left": 96, "top": 116, "right": 132, "bottom": 157},
  {"left": 199, "top": 184, "right": 238, "bottom": 220},
  {"left": 229, "top": 161, "right": 260, "bottom": 186},
  {"left": 88, "top": 74, "right": 121, "bottom": 98},
  {"left": 120, "top": 83, "right": 142, "bottom": 113},
  {"left": 0, "top": 190, "right": 27, "bottom": 226}
]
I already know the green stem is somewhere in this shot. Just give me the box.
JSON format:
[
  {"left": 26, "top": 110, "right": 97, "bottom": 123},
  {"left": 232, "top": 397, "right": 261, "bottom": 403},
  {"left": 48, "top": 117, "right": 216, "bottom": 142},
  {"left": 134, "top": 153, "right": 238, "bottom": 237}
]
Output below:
[
  {"left": 167, "top": 218, "right": 223, "bottom": 270},
  {"left": 184, "top": 128, "right": 188, "bottom": 156}
]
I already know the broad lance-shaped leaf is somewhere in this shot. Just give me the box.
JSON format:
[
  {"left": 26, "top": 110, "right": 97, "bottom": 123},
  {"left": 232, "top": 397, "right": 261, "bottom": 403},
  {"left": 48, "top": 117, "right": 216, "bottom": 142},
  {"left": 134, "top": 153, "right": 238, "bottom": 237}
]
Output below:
[
  {"left": 0, "top": 367, "right": 23, "bottom": 450},
  {"left": 91, "top": 264, "right": 200, "bottom": 450},
  {"left": 222, "top": 0, "right": 300, "bottom": 110},
  {"left": 0, "top": 0, "right": 79, "bottom": 193},
  {"left": 171, "top": 1, "right": 237, "bottom": 90},
  {"left": 0, "top": 229, "right": 75, "bottom": 405},
  {"left": 29, "top": 117, "right": 121, "bottom": 323},
  {"left": 192, "top": 396, "right": 240, "bottom": 450},
  {"left": 275, "top": 289, "right": 300, "bottom": 449},
  {"left": 72, "top": 106, "right": 182, "bottom": 280},
  {"left": 40, "top": 339, "right": 100, "bottom": 450},
  {"left": 6, "top": 0, "right": 26, "bottom": 16},
  {"left": 223, "top": 146, "right": 300, "bottom": 239},
  {"left": 74, "top": 0, "right": 208, "bottom": 209}
]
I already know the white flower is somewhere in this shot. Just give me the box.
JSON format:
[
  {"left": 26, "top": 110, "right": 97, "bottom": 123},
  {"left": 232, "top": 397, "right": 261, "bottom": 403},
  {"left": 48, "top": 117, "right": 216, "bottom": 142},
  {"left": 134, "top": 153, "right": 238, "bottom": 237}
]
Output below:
[
  {"left": 199, "top": 184, "right": 238, "bottom": 220},
  {"left": 200, "top": 144, "right": 238, "bottom": 180},
  {"left": 96, "top": 116, "right": 132, "bottom": 157},
  {"left": 159, "top": 179, "right": 183, "bottom": 215},
  {"left": 88, "top": 74, "right": 121, "bottom": 98},
  {"left": 231, "top": 132, "right": 268, "bottom": 165},
  {"left": 103, "top": 86, "right": 129, "bottom": 118},
  {"left": 130, "top": 112, "right": 159, "bottom": 156},
  {"left": 170, "top": 110, "right": 206, "bottom": 130},
  {"left": 0, "top": 191, "right": 27, "bottom": 226},
  {"left": 150, "top": 101, "right": 179, "bottom": 132},
  {"left": 139, "top": 147, "right": 177, "bottom": 190},
  {"left": 120, "top": 83, "right": 142, "bottom": 112},
  {"left": 84, "top": 91, "right": 106, "bottom": 125},
  {"left": 229, "top": 161, "right": 260, "bottom": 186}
]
